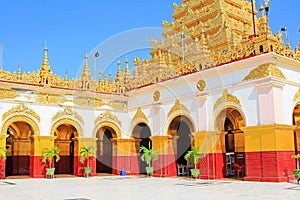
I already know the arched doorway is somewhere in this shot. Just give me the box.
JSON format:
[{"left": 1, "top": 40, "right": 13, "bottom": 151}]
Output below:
[
  {"left": 215, "top": 107, "right": 245, "bottom": 178},
  {"left": 96, "top": 127, "right": 117, "bottom": 174},
  {"left": 54, "top": 124, "right": 78, "bottom": 174},
  {"left": 5, "top": 122, "right": 34, "bottom": 176},
  {"left": 168, "top": 116, "right": 194, "bottom": 176},
  {"left": 293, "top": 104, "right": 300, "bottom": 167},
  {"left": 132, "top": 123, "right": 151, "bottom": 174}
]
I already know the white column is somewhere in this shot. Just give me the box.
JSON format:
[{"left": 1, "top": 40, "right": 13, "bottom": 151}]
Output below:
[
  {"left": 256, "top": 81, "right": 284, "bottom": 124},
  {"left": 195, "top": 94, "right": 208, "bottom": 131}
]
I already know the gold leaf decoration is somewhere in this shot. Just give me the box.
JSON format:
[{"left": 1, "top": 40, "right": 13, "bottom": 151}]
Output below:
[
  {"left": 214, "top": 90, "right": 241, "bottom": 110},
  {"left": 153, "top": 91, "right": 160, "bottom": 102},
  {"left": 294, "top": 87, "right": 300, "bottom": 102},
  {"left": 52, "top": 107, "right": 84, "bottom": 124},
  {"left": 132, "top": 108, "right": 148, "bottom": 124},
  {"left": 0, "top": 88, "right": 19, "bottom": 99},
  {"left": 2, "top": 103, "right": 40, "bottom": 122},
  {"left": 196, "top": 80, "right": 206, "bottom": 92},
  {"left": 168, "top": 99, "right": 189, "bottom": 117},
  {"left": 94, "top": 110, "right": 121, "bottom": 126},
  {"left": 243, "top": 63, "right": 286, "bottom": 81},
  {"left": 36, "top": 93, "right": 67, "bottom": 104}
]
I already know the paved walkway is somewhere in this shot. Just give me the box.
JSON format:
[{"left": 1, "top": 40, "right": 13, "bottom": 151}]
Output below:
[{"left": 0, "top": 176, "right": 299, "bottom": 200}]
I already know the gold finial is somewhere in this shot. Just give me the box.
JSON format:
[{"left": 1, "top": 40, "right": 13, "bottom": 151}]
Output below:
[
  {"left": 109, "top": 73, "right": 113, "bottom": 84},
  {"left": 115, "top": 60, "right": 121, "bottom": 82},
  {"left": 125, "top": 58, "right": 130, "bottom": 77},
  {"left": 41, "top": 45, "right": 50, "bottom": 71},
  {"left": 99, "top": 69, "right": 103, "bottom": 81},
  {"left": 65, "top": 66, "right": 68, "bottom": 81},
  {"left": 81, "top": 53, "right": 91, "bottom": 79}
]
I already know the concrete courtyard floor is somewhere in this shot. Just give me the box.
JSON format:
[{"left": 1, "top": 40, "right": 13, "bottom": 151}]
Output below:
[{"left": 1, "top": 176, "right": 299, "bottom": 200}]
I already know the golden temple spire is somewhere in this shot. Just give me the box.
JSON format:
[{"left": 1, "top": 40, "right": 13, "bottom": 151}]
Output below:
[
  {"left": 125, "top": 58, "right": 130, "bottom": 77},
  {"left": 81, "top": 53, "right": 91, "bottom": 79},
  {"left": 40, "top": 45, "right": 51, "bottom": 71},
  {"left": 115, "top": 60, "right": 122, "bottom": 82}
]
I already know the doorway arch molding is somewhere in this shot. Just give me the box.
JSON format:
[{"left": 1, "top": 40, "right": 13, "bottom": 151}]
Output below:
[
  {"left": 165, "top": 113, "right": 196, "bottom": 136},
  {"left": 51, "top": 118, "right": 83, "bottom": 137},
  {"left": 1, "top": 104, "right": 40, "bottom": 135},
  {"left": 213, "top": 103, "right": 247, "bottom": 131},
  {"left": 93, "top": 121, "right": 121, "bottom": 139}
]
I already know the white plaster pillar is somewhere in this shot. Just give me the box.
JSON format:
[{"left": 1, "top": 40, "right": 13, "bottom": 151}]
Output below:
[
  {"left": 195, "top": 94, "right": 208, "bottom": 131},
  {"left": 151, "top": 103, "right": 162, "bottom": 136},
  {"left": 255, "top": 81, "right": 284, "bottom": 125}
]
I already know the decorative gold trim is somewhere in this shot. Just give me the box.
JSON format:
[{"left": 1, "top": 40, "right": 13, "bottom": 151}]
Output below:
[
  {"left": 168, "top": 99, "right": 189, "bottom": 117},
  {"left": 243, "top": 63, "right": 286, "bottom": 81},
  {"left": 50, "top": 118, "right": 82, "bottom": 137},
  {"left": 2, "top": 104, "right": 40, "bottom": 122},
  {"left": 35, "top": 93, "right": 67, "bottom": 104},
  {"left": 153, "top": 91, "right": 160, "bottom": 102},
  {"left": 214, "top": 90, "right": 241, "bottom": 110},
  {"left": 294, "top": 87, "right": 300, "bottom": 102},
  {"left": 94, "top": 110, "right": 121, "bottom": 127},
  {"left": 132, "top": 108, "right": 148, "bottom": 124},
  {"left": 0, "top": 88, "right": 19, "bottom": 99},
  {"left": 93, "top": 121, "right": 121, "bottom": 139},
  {"left": 196, "top": 80, "right": 206, "bottom": 92},
  {"left": 51, "top": 107, "right": 84, "bottom": 124},
  {"left": 1, "top": 115, "right": 40, "bottom": 136}
]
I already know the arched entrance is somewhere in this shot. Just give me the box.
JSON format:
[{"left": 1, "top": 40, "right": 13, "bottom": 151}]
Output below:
[
  {"left": 54, "top": 124, "right": 78, "bottom": 174},
  {"left": 168, "top": 116, "right": 194, "bottom": 176},
  {"left": 293, "top": 104, "right": 300, "bottom": 163},
  {"left": 5, "top": 122, "right": 34, "bottom": 176},
  {"left": 96, "top": 127, "right": 117, "bottom": 173},
  {"left": 132, "top": 123, "right": 151, "bottom": 174},
  {"left": 215, "top": 107, "right": 245, "bottom": 178}
]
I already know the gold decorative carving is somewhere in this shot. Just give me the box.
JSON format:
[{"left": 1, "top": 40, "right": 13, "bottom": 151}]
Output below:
[
  {"left": 153, "top": 91, "right": 160, "bottom": 102},
  {"left": 196, "top": 80, "right": 206, "bottom": 92},
  {"left": 50, "top": 118, "right": 82, "bottom": 137},
  {"left": 168, "top": 99, "right": 189, "bottom": 117},
  {"left": 214, "top": 90, "right": 241, "bottom": 110},
  {"left": 106, "top": 101, "right": 127, "bottom": 110},
  {"left": 0, "top": 0, "right": 299, "bottom": 93},
  {"left": 94, "top": 110, "right": 121, "bottom": 127},
  {"left": 2, "top": 104, "right": 40, "bottom": 122},
  {"left": 294, "top": 87, "right": 300, "bottom": 102},
  {"left": 0, "top": 88, "right": 19, "bottom": 99},
  {"left": 36, "top": 93, "right": 67, "bottom": 104},
  {"left": 73, "top": 97, "right": 105, "bottom": 107},
  {"left": 52, "top": 107, "right": 84, "bottom": 124},
  {"left": 93, "top": 121, "right": 121, "bottom": 139},
  {"left": 1, "top": 115, "right": 40, "bottom": 136},
  {"left": 243, "top": 63, "right": 286, "bottom": 81},
  {"left": 132, "top": 108, "right": 148, "bottom": 124}
]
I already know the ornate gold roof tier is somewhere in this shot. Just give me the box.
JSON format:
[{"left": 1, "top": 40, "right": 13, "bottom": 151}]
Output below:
[{"left": 1, "top": 0, "right": 300, "bottom": 93}]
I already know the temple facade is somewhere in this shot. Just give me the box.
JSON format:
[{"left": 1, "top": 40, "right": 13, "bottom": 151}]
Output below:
[{"left": 0, "top": 0, "right": 300, "bottom": 182}]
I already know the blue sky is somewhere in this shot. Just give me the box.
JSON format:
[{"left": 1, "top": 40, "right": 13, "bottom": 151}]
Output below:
[{"left": 0, "top": 0, "right": 299, "bottom": 79}]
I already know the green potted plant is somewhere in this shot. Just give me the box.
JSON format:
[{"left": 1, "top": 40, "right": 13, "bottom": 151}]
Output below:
[
  {"left": 80, "top": 146, "right": 95, "bottom": 177},
  {"left": 140, "top": 142, "right": 158, "bottom": 176},
  {"left": 292, "top": 154, "right": 300, "bottom": 183},
  {"left": 184, "top": 146, "right": 203, "bottom": 178},
  {"left": 41, "top": 146, "right": 60, "bottom": 179}
]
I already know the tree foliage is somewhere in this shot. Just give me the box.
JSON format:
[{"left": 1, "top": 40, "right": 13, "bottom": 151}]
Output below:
[
  {"left": 41, "top": 146, "right": 60, "bottom": 168},
  {"left": 140, "top": 142, "right": 158, "bottom": 167}
]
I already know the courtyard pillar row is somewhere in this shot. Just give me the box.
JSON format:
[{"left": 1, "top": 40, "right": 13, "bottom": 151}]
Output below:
[
  {"left": 30, "top": 136, "right": 55, "bottom": 178},
  {"left": 192, "top": 131, "right": 226, "bottom": 179},
  {"left": 111, "top": 138, "right": 138, "bottom": 175},
  {"left": 151, "top": 135, "right": 177, "bottom": 177},
  {"left": 73, "top": 137, "right": 97, "bottom": 177},
  {"left": 241, "top": 124, "right": 295, "bottom": 182},
  {"left": 0, "top": 134, "right": 8, "bottom": 179}
]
